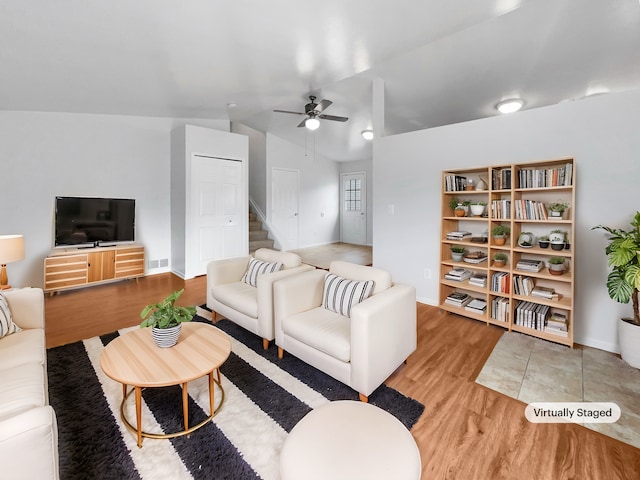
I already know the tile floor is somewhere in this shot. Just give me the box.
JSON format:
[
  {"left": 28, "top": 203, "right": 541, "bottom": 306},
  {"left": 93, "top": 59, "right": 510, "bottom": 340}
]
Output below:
[{"left": 476, "top": 332, "right": 640, "bottom": 448}]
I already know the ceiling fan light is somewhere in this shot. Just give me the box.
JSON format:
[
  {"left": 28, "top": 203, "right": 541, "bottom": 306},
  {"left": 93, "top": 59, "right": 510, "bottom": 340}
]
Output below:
[
  {"left": 496, "top": 98, "right": 524, "bottom": 114},
  {"left": 305, "top": 117, "right": 320, "bottom": 130},
  {"left": 361, "top": 129, "right": 374, "bottom": 140}
]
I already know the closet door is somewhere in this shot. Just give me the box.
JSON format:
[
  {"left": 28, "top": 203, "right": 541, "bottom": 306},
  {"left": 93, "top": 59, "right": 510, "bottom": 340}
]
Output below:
[{"left": 190, "top": 155, "right": 244, "bottom": 277}]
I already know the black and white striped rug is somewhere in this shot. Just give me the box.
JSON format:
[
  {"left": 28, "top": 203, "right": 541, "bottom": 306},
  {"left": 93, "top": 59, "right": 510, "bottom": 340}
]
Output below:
[{"left": 48, "top": 317, "right": 424, "bottom": 480}]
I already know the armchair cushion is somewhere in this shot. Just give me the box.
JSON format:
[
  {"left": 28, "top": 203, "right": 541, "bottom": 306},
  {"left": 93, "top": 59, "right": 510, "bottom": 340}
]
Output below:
[
  {"left": 242, "top": 257, "right": 283, "bottom": 287},
  {"left": 322, "top": 273, "right": 374, "bottom": 317},
  {"left": 212, "top": 281, "right": 258, "bottom": 318},
  {"left": 0, "top": 292, "right": 21, "bottom": 339},
  {"left": 283, "top": 307, "right": 351, "bottom": 362}
]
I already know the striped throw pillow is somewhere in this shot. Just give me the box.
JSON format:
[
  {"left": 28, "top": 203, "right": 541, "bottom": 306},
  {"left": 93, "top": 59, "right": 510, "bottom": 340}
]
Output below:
[
  {"left": 322, "top": 273, "right": 375, "bottom": 318},
  {"left": 242, "top": 257, "right": 284, "bottom": 287},
  {"left": 0, "top": 291, "right": 21, "bottom": 338}
]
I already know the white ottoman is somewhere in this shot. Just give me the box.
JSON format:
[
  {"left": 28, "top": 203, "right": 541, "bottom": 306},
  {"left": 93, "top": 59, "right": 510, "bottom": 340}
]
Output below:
[{"left": 280, "top": 400, "right": 421, "bottom": 480}]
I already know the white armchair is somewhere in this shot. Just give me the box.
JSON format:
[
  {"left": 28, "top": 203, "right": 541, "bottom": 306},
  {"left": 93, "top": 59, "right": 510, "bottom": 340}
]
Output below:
[
  {"left": 274, "top": 261, "right": 416, "bottom": 402},
  {"left": 206, "top": 248, "right": 314, "bottom": 349}
]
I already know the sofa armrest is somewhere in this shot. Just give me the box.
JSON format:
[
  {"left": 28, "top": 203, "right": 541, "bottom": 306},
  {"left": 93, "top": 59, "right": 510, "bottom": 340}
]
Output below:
[
  {"left": 0, "top": 406, "right": 59, "bottom": 480},
  {"left": 350, "top": 283, "right": 417, "bottom": 397},
  {"left": 255, "top": 264, "right": 315, "bottom": 339},
  {"left": 206, "top": 256, "right": 251, "bottom": 309},
  {"left": 274, "top": 269, "right": 327, "bottom": 342},
  {"left": 3, "top": 288, "right": 45, "bottom": 330}
]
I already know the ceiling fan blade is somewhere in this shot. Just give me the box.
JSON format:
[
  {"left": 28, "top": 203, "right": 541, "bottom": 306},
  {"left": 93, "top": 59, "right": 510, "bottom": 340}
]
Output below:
[
  {"left": 316, "top": 99, "right": 333, "bottom": 112},
  {"left": 273, "top": 109, "right": 306, "bottom": 116},
  {"left": 297, "top": 119, "right": 307, "bottom": 128},
  {"left": 318, "top": 114, "right": 349, "bottom": 122}
]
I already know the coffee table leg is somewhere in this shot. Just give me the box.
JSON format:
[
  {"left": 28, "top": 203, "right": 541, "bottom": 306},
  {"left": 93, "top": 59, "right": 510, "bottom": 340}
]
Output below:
[
  {"left": 182, "top": 383, "right": 189, "bottom": 431},
  {"left": 209, "top": 371, "right": 215, "bottom": 416},
  {"left": 135, "top": 386, "right": 142, "bottom": 448}
]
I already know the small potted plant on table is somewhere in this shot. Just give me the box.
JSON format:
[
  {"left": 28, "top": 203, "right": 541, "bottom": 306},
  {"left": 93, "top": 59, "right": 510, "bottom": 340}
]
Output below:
[{"left": 140, "top": 289, "right": 196, "bottom": 348}]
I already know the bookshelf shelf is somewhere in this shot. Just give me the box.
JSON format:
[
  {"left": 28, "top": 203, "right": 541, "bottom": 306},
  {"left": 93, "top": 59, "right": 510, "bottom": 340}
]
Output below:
[{"left": 439, "top": 158, "right": 575, "bottom": 347}]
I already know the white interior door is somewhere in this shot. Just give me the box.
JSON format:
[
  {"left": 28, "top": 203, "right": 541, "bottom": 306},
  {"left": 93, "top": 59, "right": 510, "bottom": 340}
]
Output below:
[
  {"left": 341, "top": 172, "right": 366, "bottom": 245},
  {"left": 191, "top": 155, "right": 243, "bottom": 276},
  {"left": 272, "top": 168, "right": 299, "bottom": 250}
]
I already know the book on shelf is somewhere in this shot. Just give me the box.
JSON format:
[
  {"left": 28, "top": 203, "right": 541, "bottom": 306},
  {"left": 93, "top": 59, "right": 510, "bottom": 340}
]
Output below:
[
  {"left": 491, "top": 272, "right": 510, "bottom": 293},
  {"left": 513, "top": 275, "right": 535, "bottom": 296},
  {"left": 444, "top": 292, "right": 472, "bottom": 307},
  {"left": 469, "top": 273, "right": 488, "bottom": 287},
  {"left": 446, "top": 231, "right": 472, "bottom": 240},
  {"left": 518, "top": 163, "right": 573, "bottom": 189},
  {"left": 445, "top": 268, "right": 472, "bottom": 281},
  {"left": 515, "top": 301, "right": 550, "bottom": 330},
  {"left": 514, "top": 199, "right": 548, "bottom": 220},
  {"left": 516, "top": 259, "right": 544, "bottom": 272},
  {"left": 491, "top": 297, "right": 510, "bottom": 322},
  {"left": 465, "top": 298, "right": 487, "bottom": 313},
  {"left": 444, "top": 175, "right": 469, "bottom": 192},
  {"left": 531, "top": 286, "right": 560, "bottom": 300}
]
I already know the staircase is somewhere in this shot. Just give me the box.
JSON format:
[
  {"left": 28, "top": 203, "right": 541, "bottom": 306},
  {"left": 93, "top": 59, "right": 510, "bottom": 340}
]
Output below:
[{"left": 249, "top": 212, "right": 275, "bottom": 254}]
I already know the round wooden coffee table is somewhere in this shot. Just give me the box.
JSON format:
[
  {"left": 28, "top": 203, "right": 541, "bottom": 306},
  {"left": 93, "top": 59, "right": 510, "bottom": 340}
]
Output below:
[{"left": 100, "top": 322, "right": 231, "bottom": 447}]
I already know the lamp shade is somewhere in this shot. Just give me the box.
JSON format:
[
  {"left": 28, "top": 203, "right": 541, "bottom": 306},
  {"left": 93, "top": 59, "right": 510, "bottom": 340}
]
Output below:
[
  {"left": 305, "top": 117, "right": 320, "bottom": 130},
  {"left": 0, "top": 235, "right": 25, "bottom": 264}
]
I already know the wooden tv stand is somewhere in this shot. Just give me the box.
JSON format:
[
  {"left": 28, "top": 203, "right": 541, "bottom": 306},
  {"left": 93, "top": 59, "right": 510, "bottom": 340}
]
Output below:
[{"left": 44, "top": 244, "right": 145, "bottom": 296}]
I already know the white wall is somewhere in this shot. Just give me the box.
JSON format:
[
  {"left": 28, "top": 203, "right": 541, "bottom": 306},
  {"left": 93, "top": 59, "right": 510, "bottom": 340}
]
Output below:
[
  {"left": 233, "top": 123, "right": 267, "bottom": 217},
  {"left": 374, "top": 89, "right": 640, "bottom": 353},
  {"left": 266, "top": 133, "right": 340, "bottom": 249},
  {"left": 0, "top": 111, "right": 229, "bottom": 288}
]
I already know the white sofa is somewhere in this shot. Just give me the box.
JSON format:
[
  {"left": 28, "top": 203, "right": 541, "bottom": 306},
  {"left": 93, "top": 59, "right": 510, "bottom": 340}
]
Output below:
[
  {"left": 274, "top": 261, "right": 417, "bottom": 402},
  {"left": 207, "top": 248, "right": 314, "bottom": 349},
  {"left": 0, "top": 288, "right": 59, "bottom": 480}
]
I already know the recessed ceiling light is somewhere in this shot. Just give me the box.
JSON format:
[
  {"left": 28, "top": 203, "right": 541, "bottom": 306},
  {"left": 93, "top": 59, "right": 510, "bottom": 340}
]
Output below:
[
  {"left": 305, "top": 117, "right": 320, "bottom": 130},
  {"left": 496, "top": 98, "right": 524, "bottom": 114},
  {"left": 361, "top": 129, "right": 374, "bottom": 140},
  {"left": 226, "top": 102, "right": 237, "bottom": 108}
]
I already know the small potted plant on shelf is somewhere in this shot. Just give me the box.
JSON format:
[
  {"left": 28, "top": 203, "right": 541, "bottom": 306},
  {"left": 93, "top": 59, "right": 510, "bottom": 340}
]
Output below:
[
  {"left": 450, "top": 245, "right": 466, "bottom": 262},
  {"left": 493, "top": 252, "right": 508, "bottom": 268},
  {"left": 549, "top": 229, "right": 565, "bottom": 250},
  {"left": 470, "top": 201, "right": 487, "bottom": 217},
  {"left": 449, "top": 197, "right": 465, "bottom": 217},
  {"left": 548, "top": 256, "right": 566, "bottom": 275},
  {"left": 548, "top": 202, "right": 569, "bottom": 218},
  {"left": 140, "top": 289, "right": 196, "bottom": 348},
  {"left": 592, "top": 212, "right": 640, "bottom": 368},
  {"left": 491, "top": 225, "right": 510, "bottom": 246},
  {"left": 538, "top": 235, "right": 550, "bottom": 249}
]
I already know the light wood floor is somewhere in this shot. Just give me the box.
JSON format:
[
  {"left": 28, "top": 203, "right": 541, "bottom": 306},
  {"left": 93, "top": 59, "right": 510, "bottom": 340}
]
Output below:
[
  {"left": 45, "top": 273, "right": 640, "bottom": 479},
  {"left": 289, "top": 242, "right": 372, "bottom": 270}
]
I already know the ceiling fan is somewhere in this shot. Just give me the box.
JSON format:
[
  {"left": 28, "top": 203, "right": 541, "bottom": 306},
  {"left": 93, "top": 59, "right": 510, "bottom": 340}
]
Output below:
[{"left": 273, "top": 95, "right": 349, "bottom": 130}]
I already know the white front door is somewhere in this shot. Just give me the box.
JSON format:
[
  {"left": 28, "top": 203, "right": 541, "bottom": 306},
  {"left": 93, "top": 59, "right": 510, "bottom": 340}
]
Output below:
[
  {"left": 191, "top": 155, "right": 243, "bottom": 276},
  {"left": 272, "top": 168, "right": 299, "bottom": 250},
  {"left": 341, "top": 172, "right": 366, "bottom": 245}
]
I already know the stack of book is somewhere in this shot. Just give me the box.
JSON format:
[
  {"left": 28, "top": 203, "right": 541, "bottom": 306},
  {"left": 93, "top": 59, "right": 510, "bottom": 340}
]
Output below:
[
  {"left": 446, "top": 231, "right": 472, "bottom": 241},
  {"left": 531, "top": 286, "right": 560, "bottom": 301},
  {"left": 444, "top": 292, "right": 472, "bottom": 307},
  {"left": 491, "top": 297, "right": 510, "bottom": 322},
  {"left": 465, "top": 298, "right": 487, "bottom": 314},
  {"left": 491, "top": 272, "right": 510, "bottom": 293},
  {"left": 469, "top": 272, "right": 488, "bottom": 287},
  {"left": 515, "top": 301, "right": 550, "bottom": 330},
  {"left": 444, "top": 175, "right": 468, "bottom": 192},
  {"left": 516, "top": 259, "right": 544, "bottom": 272},
  {"left": 462, "top": 251, "right": 487, "bottom": 263},
  {"left": 545, "top": 312, "right": 569, "bottom": 337},
  {"left": 513, "top": 275, "right": 535, "bottom": 296},
  {"left": 444, "top": 268, "right": 472, "bottom": 282}
]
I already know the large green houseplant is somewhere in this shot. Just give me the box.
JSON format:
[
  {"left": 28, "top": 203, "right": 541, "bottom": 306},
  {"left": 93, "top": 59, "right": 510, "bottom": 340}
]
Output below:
[
  {"left": 140, "top": 289, "right": 196, "bottom": 347},
  {"left": 592, "top": 212, "right": 640, "bottom": 367}
]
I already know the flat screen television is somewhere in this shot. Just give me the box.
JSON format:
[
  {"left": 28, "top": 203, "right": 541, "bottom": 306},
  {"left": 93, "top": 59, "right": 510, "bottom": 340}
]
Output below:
[{"left": 55, "top": 196, "right": 136, "bottom": 247}]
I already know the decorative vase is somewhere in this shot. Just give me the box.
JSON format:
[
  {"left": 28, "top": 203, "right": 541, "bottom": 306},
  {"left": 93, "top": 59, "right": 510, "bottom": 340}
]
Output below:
[
  {"left": 475, "top": 177, "right": 488, "bottom": 191},
  {"left": 152, "top": 324, "right": 182, "bottom": 348},
  {"left": 470, "top": 204, "right": 485, "bottom": 217},
  {"left": 451, "top": 252, "right": 464, "bottom": 262},
  {"left": 619, "top": 318, "right": 640, "bottom": 368}
]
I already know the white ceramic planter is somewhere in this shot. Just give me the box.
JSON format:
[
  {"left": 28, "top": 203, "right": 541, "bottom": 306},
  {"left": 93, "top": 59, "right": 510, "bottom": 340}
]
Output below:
[
  {"left": 619, "top": 318, "right": 640, "bottom": 369},
  {"left": 152, "top": 324, "right": 182, "bottom": 348},
  {"left": 470, "top": 204, "right": 485, "bottom": 216}
]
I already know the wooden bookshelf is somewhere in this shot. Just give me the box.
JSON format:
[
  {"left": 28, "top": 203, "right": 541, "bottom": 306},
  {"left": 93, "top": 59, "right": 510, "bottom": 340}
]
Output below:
[{"left": 439, "top": 159, "right": 575, "bottom": 347}]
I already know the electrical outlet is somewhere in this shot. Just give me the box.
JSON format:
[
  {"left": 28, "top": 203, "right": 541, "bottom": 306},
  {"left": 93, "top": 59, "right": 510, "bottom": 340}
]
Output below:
[{"left": 423, "top": 268, "right": 431, "bottom": 279}]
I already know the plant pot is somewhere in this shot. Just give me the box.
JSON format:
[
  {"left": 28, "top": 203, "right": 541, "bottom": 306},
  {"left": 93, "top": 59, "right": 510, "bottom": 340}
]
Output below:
[
  {"left": 550, "top": 211, "right": 563, "bottom": 218},
  {"left": 152, "top": 324, "right": 182, "bottom": 348},
  {"left": 538, "top": 241, "right": 549, "bottom": 249},
  {"left": 454, "top": 208, "right": 466, "bottom": 217},
  {"left": 548, "top": 263, "right": 566, "bottom": 275},
  {"left": 619, "top": 318, "right": 640, "bottom": 368},
  {"left": 470, "top": 204, "right": 485, "bottom": 216},
  {"left": 493, "top": 235, "right": 506, "bottom": 246},
  {"left": 549, "top": 232, "right": 564, "bottom": 243},
  {"left": 451, "top": 252, "right": 464, "bottom": 262},
  {"left": 564, "top": 243, "right": 570, "bottom": 250},
  {"left": 550, "top": 242, "right": 565, "bottom": 251},
  {"left": 494, "top": 260, "right": 506, "bottom": 268}
]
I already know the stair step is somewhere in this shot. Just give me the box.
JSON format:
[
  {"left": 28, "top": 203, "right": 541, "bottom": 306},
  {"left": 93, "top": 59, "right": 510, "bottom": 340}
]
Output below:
[
  {"left": 249, "top": 230, "right": 268, "bottom": 241},
  {"left": 249, "top": 212, "right": 257, "bottom": 222},
  {"left": 249, "top": 239, "right": 275, "bottom": 251},
  {"left": 249, "top": 221, "right": 262, "bottom": 230}
]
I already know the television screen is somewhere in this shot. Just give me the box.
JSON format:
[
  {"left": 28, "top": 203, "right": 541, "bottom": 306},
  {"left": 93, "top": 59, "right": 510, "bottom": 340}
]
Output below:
[{"left": 55, "top": 197, "right": 135, "bottom": 247}]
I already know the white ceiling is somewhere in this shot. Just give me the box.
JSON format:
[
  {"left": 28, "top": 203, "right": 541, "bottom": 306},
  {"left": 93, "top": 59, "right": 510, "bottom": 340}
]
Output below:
[{"left": 2, "top": 0, "right": 639, "bottom": 161}]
